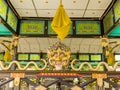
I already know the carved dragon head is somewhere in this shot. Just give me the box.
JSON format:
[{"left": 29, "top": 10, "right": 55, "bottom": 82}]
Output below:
[{"left": 47, "top": 42, "right": 71, "bottom": 70}]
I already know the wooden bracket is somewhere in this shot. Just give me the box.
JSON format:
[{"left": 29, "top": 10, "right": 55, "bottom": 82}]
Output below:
[
  {"left": 92, "top": 73, "right": 107, "bottom": 87},
  {"left": 10, "top": 73, "right": 25, "bottom": 86}
]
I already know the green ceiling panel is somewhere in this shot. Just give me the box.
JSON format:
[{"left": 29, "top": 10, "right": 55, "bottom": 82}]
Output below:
[
  {"left": 0, "top": 23, "right": 12, "bottom": 35},
  {"left": 108, "top": 24, "right": 120, "bottom": 36}
]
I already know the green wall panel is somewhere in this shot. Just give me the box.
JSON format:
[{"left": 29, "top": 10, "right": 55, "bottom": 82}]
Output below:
[
  {"left": 30, "top": 54, "right": 40, "bottom": 60},
  {"left": 114, "top": 0, "right": 120, "bottom": 22},
  {"left": 7, "top": 8, "right": 18, "bottom": 31},
  {"left": 90, "top": 54, "right": 101, "bottom": 61},
  {"left": 103, "top": 10, "right": 114, "bottom": 33},
  {"left": 76, "top": 21, "right": 101, "bottom": 35},
  {"left": 70, "top": 54, "right": 76, "bottom": 60},
  {"left": 48, "top": 21, "right": 73, "bottom": 35},
  {"left": 20, "top": 20, "right": 45, "bottom": 34},
  {"left": 79, "top": 54, "right": 89, "bottom": 61},
  {"left": 18, "top": 54, "right": 29, "bottom": 60},
  {"left": 48, "top": 21, "right": 56, "bottom": 34},
  {"left": 0, "top": 0, "right": 7, "bottom": 21}
]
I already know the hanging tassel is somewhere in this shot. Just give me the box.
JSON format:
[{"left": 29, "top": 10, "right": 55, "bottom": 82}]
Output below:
[{"left": 51, "top": 0, "right": 71, "bottom": 40}]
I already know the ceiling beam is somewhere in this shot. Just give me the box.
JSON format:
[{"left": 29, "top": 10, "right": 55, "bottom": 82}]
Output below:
[{"left": 0, "top": 71, "right": 120, "bottom": 76}]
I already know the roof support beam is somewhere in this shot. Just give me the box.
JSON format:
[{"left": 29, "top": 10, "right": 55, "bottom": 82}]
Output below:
[
  {"left": 45, "top": 79, "right": 59, "bottom": 87},
  {"left": 80, "top": 79, "right": 96, "bottom": 88},
  {"left": 22, "top": 78, "right": 38, "bottom": 87},
  {"left": 0, "top": 78, "right": 14, "bottom": 87},
  {"left": 104, "top": 78, "right": 120, "bottom": 89}
]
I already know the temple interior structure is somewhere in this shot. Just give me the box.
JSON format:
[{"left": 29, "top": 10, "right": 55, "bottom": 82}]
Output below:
[{"left": 0, "top": 0, "right": 120, "bottom": 90}]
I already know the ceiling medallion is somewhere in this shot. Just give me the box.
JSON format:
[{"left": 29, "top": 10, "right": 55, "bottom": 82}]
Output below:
[{"left": 47, "top": 42, "right": 71, "bottom": 70}]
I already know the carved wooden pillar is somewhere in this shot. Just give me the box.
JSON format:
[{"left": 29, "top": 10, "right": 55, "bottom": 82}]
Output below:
[{"left": 11, "top": 35, "right": 19, "bottom": 70}]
